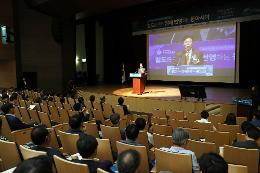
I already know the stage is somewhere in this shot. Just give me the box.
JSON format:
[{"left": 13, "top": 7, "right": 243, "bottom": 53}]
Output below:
[{"left": 78, "top": 84, "right": 250, "bottom": 104}]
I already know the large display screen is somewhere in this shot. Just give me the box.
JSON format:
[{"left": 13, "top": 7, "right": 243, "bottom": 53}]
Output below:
[{"left": 148, "top": 23, "right": 237, "bottom": 83}]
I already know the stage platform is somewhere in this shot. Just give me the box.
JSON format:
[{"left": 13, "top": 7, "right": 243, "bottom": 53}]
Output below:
[{"left": 78, "top": 84, "right": 250, "bottom": 104}]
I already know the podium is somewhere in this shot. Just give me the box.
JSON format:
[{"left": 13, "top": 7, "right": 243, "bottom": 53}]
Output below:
[{"left": 130, "top": 73, "right": 145, "bottom": 94}]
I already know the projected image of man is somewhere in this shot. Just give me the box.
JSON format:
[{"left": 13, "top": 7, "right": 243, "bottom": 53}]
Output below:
[{"left": 173, "top": 36, "right": 204, "bottom": 66}]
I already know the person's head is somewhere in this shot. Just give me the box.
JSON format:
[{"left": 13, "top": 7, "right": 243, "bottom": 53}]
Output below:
[
  {"left": 201, "top": 110, "right": 209, "bottom": 119},
  {"left": 172, "top": 128, "right": 189, "bottom": 146},
  {"left": 31, "top": 125, "right": 50, "bottom": 146},
  {"left": 34, "top": 97, "right": 42, "bottom": 103},
  {"left": 110, "top": 113, "right": 120, "bottom": 126},
  {"left": 69, "top": 114, "right": 83, "bottom": 130},
  {"left": 100, "top": 96, "right": 106, "bottom": 103},
  {"left": 246, "top": 126, "right": 260, "bottom": 140},
  {"left": 9, "top": 93, "right": 18, "bottom": 102},
  {"left": 14, "top": 156, "right": 53, "bottom": 173},
  {"left": 118, "top": 149, "right": 140, "bottom": 173},
  {"left": 224, "top": 113, "right": 236, "bottom": 125},
  {"left": 78, "top": 97, "right": 85, "bottom": 104},
  {"left": 89, "top": 95, "right": 95, "bottom": 102},
  {"left": 199, "top": 152, "right": 228, "bottom": 173},
  {"left": 118, "top": 97, "right": 124, "bottom": 105},
  {"left": 125, "top": 124, "right": 139, "bottom": 141},
  {"left": 60, "top": 97, "right": 65, "bottom": 104},
  {"left": 241, "top": 121, "right": 255, "bottom": 134},
  {"left": 77, "top": 134, "right": 98, "bottom": 158},
  {"left": 135, "top": 118, "right": 146, "bottom": 131},
  {"left": 183, "top": 36, "right": 193, "bottom": 51},
  {"left": 253, "top": 110, "right": 260, "bottom": 120},
  {"left": 1, "top": 103, "right": 14, "bottom": 114},
  {"left": 73, "top": 103, "right": 82, "bottom": 111}
]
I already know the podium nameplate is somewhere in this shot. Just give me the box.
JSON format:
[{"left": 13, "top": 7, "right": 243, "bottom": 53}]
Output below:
[{"left": 129, "top": 73, "right": 142, "bottom": 78}]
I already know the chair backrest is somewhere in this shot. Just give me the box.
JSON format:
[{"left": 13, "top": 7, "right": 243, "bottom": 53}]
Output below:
[
  {"left": 68, "top": 110, "right": 78, "bottom": 117},
  {"left": 214, "top": 131, "right": 230, "bottom": 148},
  {"left": 116, "top": 141, "right": 149, "bottom": 173},
  {"left": 228, "top": 164, "right": 248, "bottom": 173},
  {"left": 113, "top": 105, "right": 125, "bottom": 117},
  {"left": 19, "top": 145, "right": 47, "bottom": 160},
  {"left": 53, "top": 155, "right": 90, "bottom": 173},
  {"left": 97, "top": 168, "right": 110, "bottom": 173},
  {"left": 83, "top": 122, "right": 99, "bottom": 138},
  {"left": 186, "top": 112, "right": 200, "bottom": 122},
  {"left": 224, "top": 145, "right": 259, "bottom": 173},
  {"left": 168, "top": 110, "right": 184, "bottom": 120},
  {"left": 192, "top": 122, "right": 213, "bottom": 131},
  {"left": 137, "top": 130, "right": 149, "bottom": 150},
  {"left": 218, "top": 124, "right": 240, "bottom": 143},
  {"left": 185, "top": 128, "right": 203, "bottom": 141},
  {"left": 19, "top": 107, "right": 32, "bottom": 123},
  {"left": 93, "top": 109, "right": 105, "bottom": 123},
  {"left": 67, "top": 98, "right": 75, "bottom": 106},
  {"left": 186, "top": 139, "right": 217, "bottom": 159},
  {"left": 153, "top": 133, "right": 172, "bottom": 149},
  {"left": 96, "top": 138, "right": 113, "bottom": 162},
  {"left": 53, "top": 123, "right": 70, "bottom": 134},
  {"left": 40, "top": 104, "right": 50, "bottom": 114},
  {"left": 0, "top": 115, "right": 14, "bottom": 141},
  {"left": 57, "top": 130, "right": 79, "bottom": 155},
  {"left": 170, "top": 119, "right": 190, "bottom": 129},
  {"left": 11, "top": 127, "right": 32, "bottom": 145},
  {"left": 47, "top": 128, "right": 60, "bottom": 149},
  {"left": 0, "top": 140, "right": 21, "bottom": 170},
  {"left": 152, "top": 109, "right": 166, "bottom": 118},
  {"left": 154, "top": 148, "right": 192, "bottom": 173},
  {"left": 55, "top": 102, "right": 64, "bottom": 109},
  {"left": 14, "top": 106, "right": 22, "bottom": 119},
  {"left": 93, "top": 102, "right": 102, "bottom": 111},
  {"left": 49, "top": 106, "right": 61, "bottom": 123},
  {"left": 28, "top": 109, "right": 40, "bottom": 123},
  {"left": 38, "top": 111, "right": 52, "bottom": 127},
  {"left": 59, "top": 108, "right": 70, "bottom": 123},
  {"left": 236, "top": 117, "right": 247, "bottom": 128},
  {"left": 103, "top": 103, "right": 113, "bottom": 119},
  {"left": 63, "top": 103, "right": 72, "bottom": 110},
  {"left": 151, "top": 117, "right": 168, "bottom": 125},
  {"left": 100, "top": 125, "right": 121, "bottom": 152},
  {"left": 236, "top": 133, "right": 246, "bottom": 142},
  {"left": 208, "top": 115, "right": 225, "bottom": 127},
  {"left": 153, "top": 124, "right": 172, "bottom": 136}
]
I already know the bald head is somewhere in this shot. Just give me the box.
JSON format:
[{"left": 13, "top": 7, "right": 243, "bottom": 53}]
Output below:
[{"left": 118, "top": 149, "right": 140, "bottom": 173}]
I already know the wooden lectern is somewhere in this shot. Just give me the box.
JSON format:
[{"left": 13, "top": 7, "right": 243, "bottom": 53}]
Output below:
[{"left": 130, "top": 73, "right": 145, "bottom": 94}]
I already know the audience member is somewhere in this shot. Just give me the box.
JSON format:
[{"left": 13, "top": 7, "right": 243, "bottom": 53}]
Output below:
[
  {"left": 100, "top": 96, "right": 106, "bottom": 111},
  {"left": 232, "top": 126, "right": 260, "bottom": 149},
  {"left": 199, "top": 153, "right": 228, "bottom": 173},
  {"left": 30, "top": 125, "right": 65, "bottom": 159},
  {"left": 160, "top": 128, "right": 200, "bottom": 173},
  {"left": 241, "top": 120, "right": 255, "bottom": 134},
  {"left": 121, "top": 124, "right": 142, "bottom": 146},
  {"left": 73, "top": 103, "right": 90, "bottom": 122},
  {"left": 224, "top": 113, "right": 237, "bottom": 125},
  {"left": 78, "top": 97, "right": 86, "bottom": 109},
  {"left": 110, "top": 113, "right": 125, "bottom": 139},
  {"left": 251, "top": 110, "right": 260, "bottom": 128},
  {"left": 195, "top": 110, "right": 210, "bottom": 123},
  {"left": 117, "top": 149, "right": 140, "bottom": 173},
  {"left": 66, "top": 114, "right": 85, "bottom": 137},
  {"left": 1, "top": 103, "right": 32, "bottom": 131},
  {"left": 135, "top": 117, "right": 154, "bottom": 146},
  {"left": 73, "top": 134, "right": 112, "bottom": 173},
  {"left": 13, "top": 156, "right": 53, "bottom": 173},
  {"left": 118, "top": 97, "right": 130, "bottom": 115},
  {"left": 89, "top": 95, "right": 95, "bottom": 109},
  {"left": 9, "top": 92, "right": 19, "bottom": 106}
]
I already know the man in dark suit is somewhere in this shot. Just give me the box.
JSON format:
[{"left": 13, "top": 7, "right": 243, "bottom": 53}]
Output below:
[
  {"left": 73, "top": 134, "right": 112, "bottom": 173},
  {"left": 120, "top": 124, "right": 143, "bottom": 146},
  {"left": 118, "top": 97, "right": 130, "bottom": 115},
  {"left": 66, "top": 114, "right": 85, "bottom": 137},
  {"left": 1, "top": 103, "right": 32, "bottom": 131},
  {"left": 30, "top": 125, "right": 65, "bottom": 159},
  {"left": 232, "top": 126, "right": 260, "bottom": 149},
  {"left": 173, "top": 36, "right": 204, "bottom": 66}
]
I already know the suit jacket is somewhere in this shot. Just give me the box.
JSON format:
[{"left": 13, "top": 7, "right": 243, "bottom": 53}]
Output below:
[
  {"left": 173, "top": 48, "right": 204, "bottom": 66},
  {"left": 232, "top": 140, "right": 260, "bottom": 149},
  {"left": 31, "top": 145, "right": 65, "bottom": 159},
  {"left": 73, "top": 159, "right": 112, "bottom": 173},
  {"left": 5, "top": 114, "right": 32, "bottom": 131}
]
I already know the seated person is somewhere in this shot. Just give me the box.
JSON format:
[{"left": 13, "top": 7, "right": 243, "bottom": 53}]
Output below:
[
  {"left": 110, "top": 113, "right": 125, "bottom": 140},
  {"left": 241, "top": 120, "right": 255, "bottom": 134},
  {"left": 100, "top": 96, "right": 106, "bottom": 111},
  {"left": 135, "top": 117, "right": 154, "bottom": 146},
  {"left": 73, "top": 103, "right": 90, "bottom": 122},
  {"left": 73, "top": 134, "right": 112, "bottom": 173},
  {"left": 224, "top": 113, "right": 237, "bottom": 125},
  {"left": 160, "top": 128, "right": 200, "bottom": 173},
  {"left": 0, "top": 118, "right": 8, "bottom": 141},
  {"left": 117, "top": 149, "right": 140, "bottom": 173},
  {"left": 66, "top": 114, "right": 85, "bottom": 137},
  {"left": 251, "top": 110, "right": 260, "bottom": 128},
  {"left": 78, "top": 97, "right": 86, "bottom": 109},
  {"left": 30, "top": 125, "right": 65, "bottom": 159},
  {"left": 1, "top": 103, "right": 33, "bottom": 131},
  {"left": 232, "top": 126, "right": 260, "bottom": 149},
  {"left": 117, "top": 97, "right": 130, "bottom": 115},
  {"left": 13, "top": 155, "right": 53, "bottom": 173},
  {"left": 89, "top": 95, "right": 95, "bottom": 109},
  {"left": 120, "top": 124, "right": 142, "bottom": 146},
  {"left": 199, "top": 153, "right": 228, "bottom": 173},
  {"left": 195, "top": 110, "right": 210, "bottom": 123}
]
